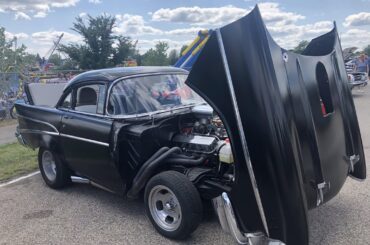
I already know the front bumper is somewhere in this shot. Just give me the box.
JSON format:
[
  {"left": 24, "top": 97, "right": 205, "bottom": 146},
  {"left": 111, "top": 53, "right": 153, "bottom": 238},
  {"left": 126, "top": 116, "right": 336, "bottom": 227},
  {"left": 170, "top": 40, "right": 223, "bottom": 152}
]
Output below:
[
  {"left": 349, "top": 81, "right": 368, "bottom": 89},
  {"left": 213, "top": 193, "right": 284, "bottom": 245}
]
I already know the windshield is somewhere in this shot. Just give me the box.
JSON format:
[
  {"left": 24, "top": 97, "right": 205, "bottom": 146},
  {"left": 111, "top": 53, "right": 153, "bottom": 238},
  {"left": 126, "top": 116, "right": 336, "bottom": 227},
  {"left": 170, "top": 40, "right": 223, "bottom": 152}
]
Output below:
[{"left": 108, "top": 74, "right": 204, "bottom": 116}]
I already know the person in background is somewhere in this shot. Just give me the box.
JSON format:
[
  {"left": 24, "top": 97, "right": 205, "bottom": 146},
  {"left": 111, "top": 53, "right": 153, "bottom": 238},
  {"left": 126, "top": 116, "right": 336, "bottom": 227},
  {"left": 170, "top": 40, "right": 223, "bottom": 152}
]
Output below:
[{"left": 355, "top": 53, "right": 369, "bottom": 75}]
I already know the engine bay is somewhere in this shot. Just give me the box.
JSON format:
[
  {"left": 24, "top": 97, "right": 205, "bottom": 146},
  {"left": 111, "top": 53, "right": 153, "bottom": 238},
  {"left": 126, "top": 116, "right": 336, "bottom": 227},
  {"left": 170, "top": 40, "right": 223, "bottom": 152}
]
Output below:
[{"left": 118, "top": 105, "right": 235, "bottom": 199}]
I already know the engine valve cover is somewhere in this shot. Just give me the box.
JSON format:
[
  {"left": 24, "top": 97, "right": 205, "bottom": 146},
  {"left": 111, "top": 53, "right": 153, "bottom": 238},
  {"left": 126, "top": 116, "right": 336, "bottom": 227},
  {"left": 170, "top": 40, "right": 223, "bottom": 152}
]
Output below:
[{"left": 172, "top": 134, "right": 217, "bottom": 153}]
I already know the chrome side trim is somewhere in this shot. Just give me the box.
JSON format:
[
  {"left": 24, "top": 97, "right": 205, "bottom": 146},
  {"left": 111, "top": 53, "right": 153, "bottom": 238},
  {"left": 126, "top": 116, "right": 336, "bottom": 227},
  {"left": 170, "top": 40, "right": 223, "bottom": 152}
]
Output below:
[
  {"left": 59, "top": 133, "right": 109, "bottom": 147},
  {"left": 18, "top": 115, "right": 59, "bottom": 133},
  {"left": 213, "top": 193, "right": 285, "bottom": 245},
  {"left": 18, "top": 129, "right": 59, "bottom": 136},
  {"left": 216, "top": 29, "right": 269, "bottom": 236}
]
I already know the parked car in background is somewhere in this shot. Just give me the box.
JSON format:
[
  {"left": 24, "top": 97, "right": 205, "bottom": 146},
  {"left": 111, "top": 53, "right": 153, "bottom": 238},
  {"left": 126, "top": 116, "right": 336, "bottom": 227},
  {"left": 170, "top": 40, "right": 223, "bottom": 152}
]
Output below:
[{"left": 347, "top": 72, "right": 368, "bottom": 89}]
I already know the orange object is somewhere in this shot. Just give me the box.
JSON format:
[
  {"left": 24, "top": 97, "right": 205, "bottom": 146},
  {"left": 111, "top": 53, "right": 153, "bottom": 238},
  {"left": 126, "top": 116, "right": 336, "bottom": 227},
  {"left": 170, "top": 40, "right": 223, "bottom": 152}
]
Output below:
[{"left": 320, "top": 99, "right": 327, "bottom": 115}]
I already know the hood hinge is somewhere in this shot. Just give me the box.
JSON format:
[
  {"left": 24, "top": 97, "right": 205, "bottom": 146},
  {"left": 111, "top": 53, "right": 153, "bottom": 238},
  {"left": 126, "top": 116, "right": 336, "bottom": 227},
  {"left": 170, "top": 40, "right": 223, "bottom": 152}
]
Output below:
[
  {"left": 316, "top": 181, "right": 330, "bottom": 206},
  {"left": 344, "top": 154, "right": 360, "bottom": 173}
]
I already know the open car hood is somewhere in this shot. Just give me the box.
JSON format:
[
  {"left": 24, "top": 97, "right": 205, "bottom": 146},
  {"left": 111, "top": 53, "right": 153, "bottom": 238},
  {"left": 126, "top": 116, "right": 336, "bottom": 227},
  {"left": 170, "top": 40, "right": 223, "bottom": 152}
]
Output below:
[{"left": 186, "top": 6, "right": 366, "bottom": 244}]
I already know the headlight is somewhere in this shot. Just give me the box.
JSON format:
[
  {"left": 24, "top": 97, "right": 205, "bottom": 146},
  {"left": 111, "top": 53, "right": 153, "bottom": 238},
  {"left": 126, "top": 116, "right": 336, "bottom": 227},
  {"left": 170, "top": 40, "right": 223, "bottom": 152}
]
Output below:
[{"left": 347, "top": 74, "right": 355, "bottom": 82}]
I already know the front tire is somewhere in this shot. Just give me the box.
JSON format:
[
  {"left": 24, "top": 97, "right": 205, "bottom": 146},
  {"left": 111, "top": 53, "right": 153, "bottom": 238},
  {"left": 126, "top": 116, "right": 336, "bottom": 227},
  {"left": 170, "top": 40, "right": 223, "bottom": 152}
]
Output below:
[
  {"left": 38, "top": 148, "right": 70, "bottom": 189},
  {"left": 144, "top": 171, "right": 202, "bottom": 240}
]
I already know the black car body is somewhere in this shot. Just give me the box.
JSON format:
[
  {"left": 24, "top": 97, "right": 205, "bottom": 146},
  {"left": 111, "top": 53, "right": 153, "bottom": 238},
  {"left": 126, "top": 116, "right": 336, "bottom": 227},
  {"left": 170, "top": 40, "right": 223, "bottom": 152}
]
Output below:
[{"left": 15, "top": 6, "right": 365, "bottom": 245}]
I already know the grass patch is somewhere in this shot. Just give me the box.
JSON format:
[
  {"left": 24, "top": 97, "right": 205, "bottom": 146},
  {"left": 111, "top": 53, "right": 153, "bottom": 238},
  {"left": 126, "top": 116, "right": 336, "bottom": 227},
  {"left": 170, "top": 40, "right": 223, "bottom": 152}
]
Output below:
[
  {"left": 0, "top": 143, "right": 38, "bottom": 182},
  {"left": 0, "top": 119, "right": 17, "bottom": 128}
]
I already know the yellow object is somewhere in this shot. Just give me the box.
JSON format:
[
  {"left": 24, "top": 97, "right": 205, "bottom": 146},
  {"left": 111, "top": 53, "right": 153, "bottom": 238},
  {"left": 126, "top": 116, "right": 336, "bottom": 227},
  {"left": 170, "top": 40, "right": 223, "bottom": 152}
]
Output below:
[
  {"left": 181, "top": 36, "right": 200, "bottom": 56},
  {"left": 192, "top": 36, "right": 210, "bottom": 56}
]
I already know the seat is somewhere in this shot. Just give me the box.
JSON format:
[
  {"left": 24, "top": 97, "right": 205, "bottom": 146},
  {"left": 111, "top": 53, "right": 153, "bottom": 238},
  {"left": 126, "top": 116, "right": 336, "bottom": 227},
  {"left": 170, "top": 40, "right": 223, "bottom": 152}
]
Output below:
[{"left": 78, "top": 87, "right": 97, "bottom": 106}]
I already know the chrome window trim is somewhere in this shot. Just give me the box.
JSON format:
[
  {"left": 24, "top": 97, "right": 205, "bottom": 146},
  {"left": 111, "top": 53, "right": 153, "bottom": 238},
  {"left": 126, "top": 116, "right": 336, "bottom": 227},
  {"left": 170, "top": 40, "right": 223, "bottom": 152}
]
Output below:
[
  {"left": 216, "top": 29, "right": 269, "bottom": 236},
  {"left": 59, "top": 133, "right": 109, "bottom": 147},
  {"left": 17, "top": 129, "right": 108, "bottom": 147},
  {"left": 58, "top": 108, "right": 109, "bottom": 119},
  {"left": 18, "top": 115, "right": 59, "bottom": 133},
  {"left": 104, "top": 71, "right": 205, "bottom": 119}
]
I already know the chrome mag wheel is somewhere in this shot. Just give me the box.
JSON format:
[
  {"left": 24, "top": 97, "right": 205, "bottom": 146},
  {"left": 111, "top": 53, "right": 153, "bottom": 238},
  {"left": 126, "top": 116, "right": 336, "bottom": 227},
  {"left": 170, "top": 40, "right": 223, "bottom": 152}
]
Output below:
[
  {"left": 41, "top": 150, "right": 57, "bottom": 182},
  {"left": 148, "top": 185, "right": 182, "bottom": 232}
]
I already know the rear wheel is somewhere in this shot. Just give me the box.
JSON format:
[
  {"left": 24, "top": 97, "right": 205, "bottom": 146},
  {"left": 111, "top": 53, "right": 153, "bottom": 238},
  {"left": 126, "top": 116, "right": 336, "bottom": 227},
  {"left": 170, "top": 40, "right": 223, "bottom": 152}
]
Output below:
[
  {"left": 144, "top": 171, "right": 202, "bottom": 240},
  {"left": 38, "top": 148, "right": 70, "bottom": 189}
]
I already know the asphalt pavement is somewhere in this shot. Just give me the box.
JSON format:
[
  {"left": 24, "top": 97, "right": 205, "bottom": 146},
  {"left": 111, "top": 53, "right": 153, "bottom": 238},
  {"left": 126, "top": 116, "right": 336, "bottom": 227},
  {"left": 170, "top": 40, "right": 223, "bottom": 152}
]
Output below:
[{"left": 0, "top": 87, "right": 369, "bottom": 244}]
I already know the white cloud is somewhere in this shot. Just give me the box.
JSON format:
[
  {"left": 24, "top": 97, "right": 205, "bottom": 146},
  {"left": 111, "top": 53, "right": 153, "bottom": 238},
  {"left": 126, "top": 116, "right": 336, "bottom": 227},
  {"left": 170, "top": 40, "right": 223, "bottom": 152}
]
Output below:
[
  {"left": 266, "top": 21, "right": 333, "bottom": 49},
  {"left": 152, "top": 5, "right": 248, "bottom": 26},
  {"left": 79, "top": 12, "right": 87, "bottom": 18},
  {"left": 14, "top": 12, "right": 31, "bottom": 20},
  {"left": 259, "top": 2, "right": 305, "bottom": 25},
  {"left": 34, "top": 12, "right": 48, "bottom": 18},
  {"left": 114, "top": 14, "right": 163, "bottom": 35},
  {"left": 343, "top": 12, "right": 370, "bottom": 27},
  {"left": 340, "top": 28, "right": 370, "bottom": 48},
  {"left": 88, "top": 0, "right": 102, "bottom": 4},
  {"left": 31, "top": 30, "right": 82, "bottom": 44},
  {"left": 4, "top": 31, "right": 29, "bottom": 40},
  {"left": 151, "top": 3, "right": 304, "bottom": 27},
  {"left": 0, "top": 0, "right": 79, "bottom": 19},
  {"left": 50, "top": 0, "right": 79, "bottom": 7},
  {"left": 166, "top": 27, "right": 203, "bottom": 36},
  {"left": 149, "top": 3, "right": 330, "bottom": 50}
]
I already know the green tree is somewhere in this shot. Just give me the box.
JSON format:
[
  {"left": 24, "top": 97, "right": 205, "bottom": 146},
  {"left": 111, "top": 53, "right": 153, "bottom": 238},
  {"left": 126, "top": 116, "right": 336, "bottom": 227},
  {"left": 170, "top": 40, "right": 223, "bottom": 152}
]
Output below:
[
  {"left": 292, "top": 40, "right": 309, "bottom": 54},
  {"left": 59, "top": 14, "right": 116, "bottom": 69},
  {"left": 22, "top": 53, "right": 37, "bottom": 68},
  {"left": 112, "top": 36, "right": 137, "bottom": 66},
  {"left": 47, "top": 53, "right": 63, "bottom": 67},
  {"left": 168, "top": 49, "right": 179, "bottom": 65},
  {"left": 180, "top": 45, "right": 188, "bottom": 55},
  {"left": 141, "top": 42, "right": 169, "bottom": 66},
  {"left": 0, "top": 28, "right": 28, "bottom": 72},
  {"left": 364, "top": 45, "right": 370, "bottom": 56}
]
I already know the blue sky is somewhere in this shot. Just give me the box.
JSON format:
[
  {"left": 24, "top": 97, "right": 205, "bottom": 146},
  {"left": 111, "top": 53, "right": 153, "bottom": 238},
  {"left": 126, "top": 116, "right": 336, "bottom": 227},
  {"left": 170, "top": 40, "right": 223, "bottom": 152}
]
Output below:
[{"left": 1, "top": 0, "right": 370, "bottom": 55}]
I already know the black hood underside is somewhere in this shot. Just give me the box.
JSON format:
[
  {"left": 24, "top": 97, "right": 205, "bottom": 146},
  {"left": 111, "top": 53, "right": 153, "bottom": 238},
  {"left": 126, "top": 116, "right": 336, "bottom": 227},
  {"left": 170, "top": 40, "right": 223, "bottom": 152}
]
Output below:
[{"left": 186, "top": 5, "right": 366, "bottom": 245}]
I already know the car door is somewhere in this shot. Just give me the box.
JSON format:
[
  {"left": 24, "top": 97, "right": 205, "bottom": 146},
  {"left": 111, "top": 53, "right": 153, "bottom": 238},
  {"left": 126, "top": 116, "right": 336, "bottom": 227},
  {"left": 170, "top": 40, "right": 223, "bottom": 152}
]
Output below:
[{"left": 58, "top": 82, "right": 124, "bottom": 193}]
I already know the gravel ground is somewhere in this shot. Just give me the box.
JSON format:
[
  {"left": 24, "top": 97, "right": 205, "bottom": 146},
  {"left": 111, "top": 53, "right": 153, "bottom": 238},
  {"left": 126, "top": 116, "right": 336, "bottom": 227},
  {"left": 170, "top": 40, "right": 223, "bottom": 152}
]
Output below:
[
  {"left": 0, "top": 87, "right": 369, "bottom": 245},
  {"left": 0, "top": 124, "right": 17, "bottom": 145}
]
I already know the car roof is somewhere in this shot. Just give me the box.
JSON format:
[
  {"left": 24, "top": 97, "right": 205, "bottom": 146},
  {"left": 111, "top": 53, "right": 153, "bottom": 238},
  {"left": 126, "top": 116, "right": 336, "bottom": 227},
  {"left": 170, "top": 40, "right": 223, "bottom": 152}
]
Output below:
[{"left": 64, "top": 66, "right": 188, "bottom": 91}]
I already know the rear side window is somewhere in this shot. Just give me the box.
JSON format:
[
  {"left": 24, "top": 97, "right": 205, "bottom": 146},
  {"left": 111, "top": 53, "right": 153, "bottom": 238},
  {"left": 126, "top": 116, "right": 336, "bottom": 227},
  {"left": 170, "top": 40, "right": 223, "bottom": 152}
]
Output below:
[
  {"left": 75, "top": 84, "right": 106, "bottom": 114},
  {"left": 60, "top": 92, "right": 72, "bottom": 109}
]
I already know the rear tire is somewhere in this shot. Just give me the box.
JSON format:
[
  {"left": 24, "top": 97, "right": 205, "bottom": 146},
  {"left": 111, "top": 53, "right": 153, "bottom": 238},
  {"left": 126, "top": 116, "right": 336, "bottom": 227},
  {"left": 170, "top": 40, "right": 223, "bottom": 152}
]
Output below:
[
  {"left": 144, "top": 171, "right": 202, "bottom": 240},
  {"left": 38, "top": 148, "right": 70, "bottom": 189}
]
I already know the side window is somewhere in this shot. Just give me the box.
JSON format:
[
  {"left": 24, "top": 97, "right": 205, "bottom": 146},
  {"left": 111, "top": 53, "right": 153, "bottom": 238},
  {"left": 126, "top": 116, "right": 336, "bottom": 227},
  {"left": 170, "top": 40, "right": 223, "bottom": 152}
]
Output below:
[
  {"left": 60, "top": 92, "right": 72, "bottom": 109},
  {"left": 75, "top": 84, "right": 106, "bottom": 114}
]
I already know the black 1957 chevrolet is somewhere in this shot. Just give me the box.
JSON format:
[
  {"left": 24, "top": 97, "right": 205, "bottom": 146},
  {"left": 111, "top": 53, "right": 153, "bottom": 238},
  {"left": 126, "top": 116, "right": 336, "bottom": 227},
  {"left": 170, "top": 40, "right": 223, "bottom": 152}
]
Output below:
[{"left": 15, "top": 6, "right": 366, "bottom": 245}]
